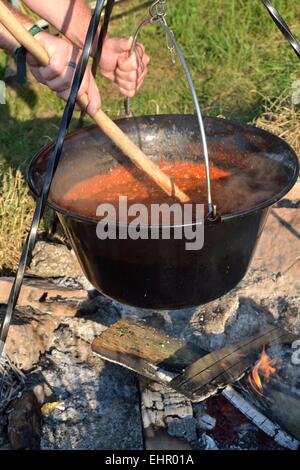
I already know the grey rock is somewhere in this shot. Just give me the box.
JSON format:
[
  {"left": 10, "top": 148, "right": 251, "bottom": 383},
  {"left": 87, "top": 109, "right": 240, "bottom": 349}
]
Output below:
[
  {"left": 142, "top": 389, "right": 154, "bottom": 409},
  {"left": 201, "top": 433, "right": 219, "bottom": 450},
  {"left": 28, "top": 241, "right": 83, "bottom": 278},
  {"left": 141, "top": 407, "right": 153, "bottom": 429},
  {"left": 32, "top": 382, "right": 56, "bottom": 405},
  {"left": 197, "top": 414, "right": 216, "bottom": 431},
  {"left": 164, "top": 402, "right": 193, "bottom": 419},
  {"left": 141, "top": 382, "right": 193, "bottom": 429},
  {"left": 4, "top": 308, "right": 60, "bottom": 371},
  {"left": 167, "top": 417, "right": 197, "bottom": 443}
]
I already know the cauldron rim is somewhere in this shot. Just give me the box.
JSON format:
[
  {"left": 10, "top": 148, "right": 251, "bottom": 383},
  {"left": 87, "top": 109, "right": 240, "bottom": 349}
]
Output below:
[{"left": 27, "top": 114, "right": 299, "bottom": 227}]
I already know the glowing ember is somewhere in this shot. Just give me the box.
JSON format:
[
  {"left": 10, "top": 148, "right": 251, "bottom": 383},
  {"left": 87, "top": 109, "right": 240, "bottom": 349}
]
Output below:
[{"left": 248, "top": 347, "right": 278, "bottom": 398}]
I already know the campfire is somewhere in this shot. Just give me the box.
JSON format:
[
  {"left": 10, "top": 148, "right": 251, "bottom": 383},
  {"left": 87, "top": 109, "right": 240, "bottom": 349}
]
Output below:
[{"left": 248, "top": 347, "right": 278, "bottom": 398}]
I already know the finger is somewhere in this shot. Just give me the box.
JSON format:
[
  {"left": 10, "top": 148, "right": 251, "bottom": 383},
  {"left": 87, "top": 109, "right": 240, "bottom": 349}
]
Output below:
[
  {"left": 37, "top": 55, "right": 67, "bottom": 81},
  {"left": 28, "top": 66, "right": 47, "bottom": 85},
  {"left": 117, "top": 52, "right": 139, "bottom": 72},
  {"left": 136, "top": 66, "right": 148, "bottom": 85},
  {"left": 26, "top": 53, "right": 40, "bottom": 68},
  {"left": 115, "top": 77, "right": 137, "bottom": 92},
  {"left": 115, "top": 66, "right": 147, "bottom": 91},
  {"left": 107, "top": 36, "right": 133, "bottom": 54},
  {"left": 46, "top": 64, "right": 76, "bottom": 92},
  {"left": 143, "top": 53, "right": 150, "bottom": 68},
  {"left": 120, "top": 73, "right": 144, "bottom": 98},
  {"left": 115, "top": 59, "right": 145, "bottom": 84},
  {"left": 116, "top": 60, "right": 147, "bottom": 83},
  {"left": 135, "top": 45, "right": 150, "bottom": 75},
  {"left": 56, "top": 89, "right": 70, "bottom": 102},
  {"left": 56, "top": 89, "right": 82, "bottom": 112},
  {"left": 134, "top": 44, "right": 146, "bottom": 70},
  {"left": 37, "top": 46, "right": 77, "bottom": 82},
  {"left": 115, "top": 68, "right": 138, "bottom": 83},
  {"left": 118, "top": 87, "right": 136, "bottom": 98},
  {"left": 76, "top": 69, "right": 101, "bottom": 116},
  {"left": 86, "top": 80, "right": 102, "bottom": 117},
  {"left": 117, "top": 45, "right": 148, "bottom": 76},
  {"left": 100, "top": 70, "right": 116, "bottom": 82}
]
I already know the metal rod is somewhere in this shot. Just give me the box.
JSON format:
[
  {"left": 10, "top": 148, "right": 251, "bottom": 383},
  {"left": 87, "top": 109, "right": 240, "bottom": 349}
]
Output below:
[
  {"left": 262, "top": 0, "right": 300, "bottom": 60},
  {"left": 158, "top": 21, "right": 215, "bottom": 217}
]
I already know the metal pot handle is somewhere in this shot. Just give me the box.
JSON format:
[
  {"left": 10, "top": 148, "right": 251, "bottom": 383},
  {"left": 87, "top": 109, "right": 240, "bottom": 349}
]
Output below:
[{"left": 124, "top": 1, "right": 217, "bottom": 219}]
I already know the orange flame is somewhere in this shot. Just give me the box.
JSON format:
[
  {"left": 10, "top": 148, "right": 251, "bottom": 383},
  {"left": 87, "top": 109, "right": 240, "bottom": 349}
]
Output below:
[{"left": 248, "top": 347, "right": 278, "bottom": 398}]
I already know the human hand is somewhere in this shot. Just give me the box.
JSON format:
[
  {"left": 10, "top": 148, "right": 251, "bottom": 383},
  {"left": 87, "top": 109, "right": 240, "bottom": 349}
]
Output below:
[
  {"left": 99, "top": 37, "right": 150, "bottom": 97},
  {"left": 27, "top": 32, "right": 101, "bottom": 116}
]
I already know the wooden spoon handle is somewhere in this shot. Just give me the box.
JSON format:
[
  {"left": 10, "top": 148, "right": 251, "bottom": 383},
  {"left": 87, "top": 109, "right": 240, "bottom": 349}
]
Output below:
[{"left": 0, "top": 0, "right": 190, "bottom": 203}]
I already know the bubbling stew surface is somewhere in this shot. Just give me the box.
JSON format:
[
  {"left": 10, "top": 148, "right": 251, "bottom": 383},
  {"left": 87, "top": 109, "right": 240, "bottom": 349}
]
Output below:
[{"left": 50, "top": 159, "right": 287, "bottom": 220}]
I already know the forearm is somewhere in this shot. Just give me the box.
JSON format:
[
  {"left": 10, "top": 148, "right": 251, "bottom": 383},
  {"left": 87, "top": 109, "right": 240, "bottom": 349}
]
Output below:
[
  {"left": 23, "top": 0, "right": 100, "bottom": 56},
  {"left": 0, "top": 1, "right": 34, "bottom": 54}
]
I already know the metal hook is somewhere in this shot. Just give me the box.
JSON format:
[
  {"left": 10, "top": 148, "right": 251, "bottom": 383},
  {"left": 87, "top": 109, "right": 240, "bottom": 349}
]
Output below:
[{"left": 150, "top": 0, "right": 167, "bottom": 19}]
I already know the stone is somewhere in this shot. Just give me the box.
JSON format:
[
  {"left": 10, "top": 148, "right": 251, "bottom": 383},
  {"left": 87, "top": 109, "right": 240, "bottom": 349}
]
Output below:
[
  {"left": 201, "top": 433, "right": 219, "bottom": 450},
  {"left": 235, "top": 208, "right": 300, "bottom": 333},
  {"left": 52, "top": 324, "right": 92, "bottom": 363},
  {"left": 2, "top": 307, "right": 60, "bottom": 370},
  {"left": 251, "top": 208, "right": 300, "bottom": 278},
  {"left": 164, "top": 402, "right": 193, "bottom": 419},
  {"left": 167, "top": 417, "right": 197, "bottom": 443},
  {"left": 142, "top": 389, "right": 154, "bottom": 409},
  {"left": 60, "top": 317, "right": 107, "bottom": 344},
  {"left": 141, "top": 406, "right": 152, "bottom": 429},
  {"left": 32, "top": 382, "right": 56, "bottom": 406},
  {"left": 286, "top": 181, "right": 300, "bottom": 202},
  {"left": 0, "top": 277, "right": 88, "bottom": 317},
  {"left": 185, "top": 207, "right": 300, "bottom": 352},
  {"left": 27, "top": 241, "right": 83, "bottom": 278},
  {"left": 197, "top": 414, "right": 216, "bottom": 431},
  {"left": 188, "top": 296, "right": 239, "bottom": 351},
  {"left": 8, "top": 391, "right": 42, "bottom": 450},
  {"left": 141, "top": 381, "right": 194, "bottom": 431}
]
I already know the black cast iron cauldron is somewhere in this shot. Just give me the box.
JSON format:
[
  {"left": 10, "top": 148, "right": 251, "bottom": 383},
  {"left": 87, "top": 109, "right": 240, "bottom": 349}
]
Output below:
[{"left": 28, "top": 115, "right": 299, "bottom": 309}]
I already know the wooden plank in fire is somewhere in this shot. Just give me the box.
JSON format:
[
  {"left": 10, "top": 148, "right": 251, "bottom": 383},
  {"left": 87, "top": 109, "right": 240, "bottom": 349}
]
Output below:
[
  {"left": 223, "top": 386, "right": 299, "bottom": 450},
  {"left": 92, "top": 319, "right": 299, "bottom": 450},
  {"left": 92, "top": 320, "right": 295, "bottom": 401},
  {"left": 170, "top": 325, "right": 295, "bottom": 401},
  {"left": 92, "top": 318, "right": 205, "bottom": 383}
]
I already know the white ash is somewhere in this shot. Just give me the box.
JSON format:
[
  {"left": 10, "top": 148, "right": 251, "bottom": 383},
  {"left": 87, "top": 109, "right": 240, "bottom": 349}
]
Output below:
[
  {"left": 52, "top": 277, "right": 88, "bottom": 290},
  {"left": 141, "top": 382, "right": 193, "bottom": 426},
  {"left": 197, "top": 414, "right": 216, "bottom": 431},
  {"left": 58, "top": 317, "right": 107, "bottom": 345},
  {"left": 34, "top": 308, "right": 143, "bottom": 451},
  {"left": 200, "top": 433, "right": 219, "bottom": 450}
]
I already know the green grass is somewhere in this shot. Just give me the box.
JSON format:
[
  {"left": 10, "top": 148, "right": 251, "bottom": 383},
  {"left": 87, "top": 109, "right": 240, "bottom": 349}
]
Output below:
[{"left": 1, "top": 0, "right": 300, "bottom": 270}]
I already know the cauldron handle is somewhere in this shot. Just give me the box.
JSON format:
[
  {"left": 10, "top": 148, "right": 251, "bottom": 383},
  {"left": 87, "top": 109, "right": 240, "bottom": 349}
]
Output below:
[{"left": 124, "top": 3, "right": 217, "bottom": 219}]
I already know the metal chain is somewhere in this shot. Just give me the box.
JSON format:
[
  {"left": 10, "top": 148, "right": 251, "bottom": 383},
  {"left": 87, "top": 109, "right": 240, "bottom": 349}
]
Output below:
[
  {"left": 124, "top": 0, "right": 175, "bottom": 116},
  {"left": 149, "top": 0, "right": 176, "bottom": 64},
  {"left": 149, "top": 0, "right": 167, "bottom": 18}
]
